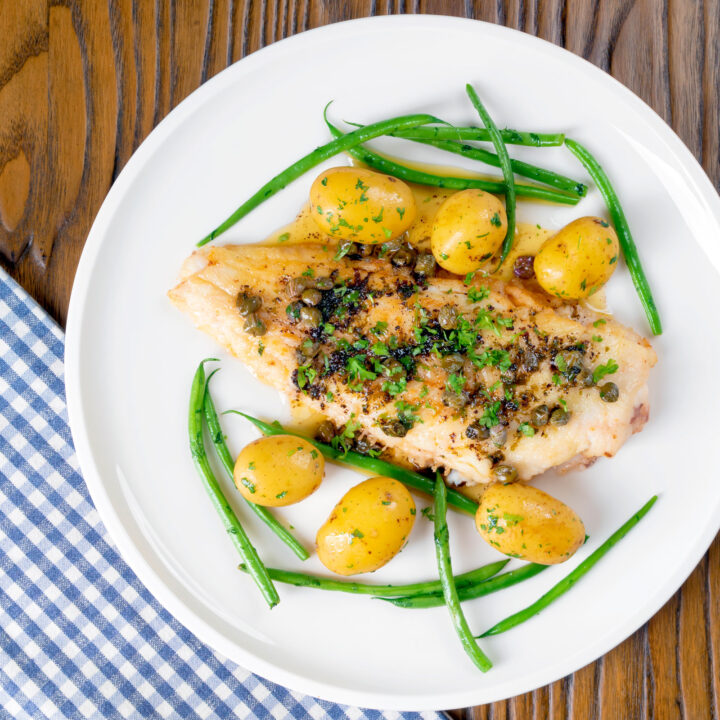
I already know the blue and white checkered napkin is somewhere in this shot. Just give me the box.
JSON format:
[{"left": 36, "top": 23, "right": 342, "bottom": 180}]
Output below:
[{"left": 0, "top": 269, "right": 442, "bottom": 720}]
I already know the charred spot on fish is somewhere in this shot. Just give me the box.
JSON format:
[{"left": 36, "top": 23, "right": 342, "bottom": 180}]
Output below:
[{"left": 396, "top": 281, "right": 416, "bottom": 300}]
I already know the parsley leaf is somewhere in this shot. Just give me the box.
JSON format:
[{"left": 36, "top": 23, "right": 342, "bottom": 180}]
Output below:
[{"left": 593, "top": 359, "right": 619, "bottom": 384}]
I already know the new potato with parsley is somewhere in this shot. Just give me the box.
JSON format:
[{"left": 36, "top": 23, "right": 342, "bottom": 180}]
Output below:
[
  {"left": 534, "top": 216, "right": 620, "bottom": 299},
  {"left": 310, "top": 167, "right": 416, "bottom": 244},
  {"left": 431, "top": 189, "right": 508, "bottom": 274},
  {"left": 233, "top": 435, "right": 324, "bottom": 506},
  {"left": 317, "top": 477, "right": 416, "bottom": 575},
  {"left": 476, "top": 483, "right": 585, "bottom": 564}
]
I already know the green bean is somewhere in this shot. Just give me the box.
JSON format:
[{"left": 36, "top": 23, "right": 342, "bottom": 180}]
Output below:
[
  {"left": 203, "top": 372, "right": 309, "bottom": 561},
  {"left": 433, "top": 472, "right": 492, "bottom": 672},
  {"left": 325, "top": 118, "right": 580, "bottom": 206},
  {"left": 394, "top": 126, "right": 565, "bottom": 147},
  {"left": 382, "top": 562, "right": 549, "bottom": 609},
  {"left": 466, "top": 84, "right": 516, "bottom": 268},
  {"left": 188, "top": 361, "right": 279, "bottom": 607},
  {"left": 237, "top": 559, "right": 509, "bottom": 597},
  {"left": 407, "top": 138, "right": 586, "bottom": 196},
  {"left": 478, "top": 495, "right": 658, "bottom": 637},
  {"left": 197, "top": 111, "right": 440, "bottom": 246},
  {"left": 565, "top": 138, "right": 662, "bottom": 336},
  {"left": 345, "top": 120, "right": 583, "bottom": 194},
  {"left": 227, "top": 411, "right": 479, "bottom": 516}
]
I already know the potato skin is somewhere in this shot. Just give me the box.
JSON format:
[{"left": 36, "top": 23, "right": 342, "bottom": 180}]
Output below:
[
  {"left": 309, "top": 167, "right": 416, "bottom": 244},
  {"left": 430, "top": 189, "right": 507, "bottom": 274},
  {"left": 233, "top": 435, "right": 323, "bottom": 506},
  {"left": 534, "top": 216, "right": 620, "bottom": 299},
  {"left": 316, "top": 476, "right": 415, "bottom": 575},
  {"left": 475, "top": 483, "right": 585, "bottom": 564}
]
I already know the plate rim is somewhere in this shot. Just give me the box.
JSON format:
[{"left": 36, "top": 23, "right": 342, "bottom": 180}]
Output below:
[{"left": 65, "top": 14, "right": 720, "bottom": 711}]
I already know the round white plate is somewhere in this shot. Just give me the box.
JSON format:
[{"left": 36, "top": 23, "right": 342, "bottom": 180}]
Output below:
[{"left": 65, "top": 15, "right": 720, "bottom": 711}]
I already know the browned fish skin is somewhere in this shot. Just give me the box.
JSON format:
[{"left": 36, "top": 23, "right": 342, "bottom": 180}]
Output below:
[{"left": 169, "top": 243, "right": 656, "bottom": 485}]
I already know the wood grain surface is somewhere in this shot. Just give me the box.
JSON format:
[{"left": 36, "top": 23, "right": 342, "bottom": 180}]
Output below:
[{"left": 1, "top": 2, "right": 718, "bottom": 717}]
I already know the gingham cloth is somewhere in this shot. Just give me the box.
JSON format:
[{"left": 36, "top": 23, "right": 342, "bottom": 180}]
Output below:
[{"left": 0, "top": 269, "right": 442, "bottom": 720}]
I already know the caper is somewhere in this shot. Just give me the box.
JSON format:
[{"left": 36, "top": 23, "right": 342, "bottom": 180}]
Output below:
[
  {"left": 391, "top": 247, "right": 416, "bottom": 268},
  {"left": 236, "top": 292, "right": 262, "bottom": 316},
  {"left": 337, "top": 239, "right": 358, "bottom": 257},
  {"left": 520, "top": 348, "right": 539, "bottom": 373},
  {"left": 501, "top": 368, "right": 517, "bottom": 385},
  {"left": 301, "top": 288, "right": 322, "bottom": 306},
  {"left": 438, "top": 305, "right": 458, "bottom": 330},
  {"left": 599, "top": 382, "right": 619, "bottom": 402},
  {"left": 314, "top": 276, "right": 334, "bottom": 290},
  {"left": 440, "top": 353, "right": 464, "bottom": 373},
  {"left": 489, "top": 425, "right": 507, "bottom": 446},
  {"left": 414, "top": 253, "right": 437, "bottom": 277},
  {"left": 286, "top": 301, "right": 303, "bottom": 322},
  {"left": 379, "top": 237, "right": 403, "bottom": 256},
  {"left": 315, "top": 420, "right": 336, "bottom": 444},
  {"left": 578, "top": 368, "right": 595, "bottom": 387},
  {"left": 382, "top": 358, "right": 404, "bottom": 377},
  {"left": 353, "top": 436, "right": 378, "bottom": 454},
  {"left": 513, "top": 255, "right": 535, "bottom": 280},
  {"left": 564, "top": 351, "right": 584, "bottom": 373},
  {"left": 381, "top": 420, "right": 408, "bottom": 438},
  {"left": 530, "top": 404, "right": 550, "bottom": 427},
  {"left": 466, "top": 421, "right": 490, "bottom": 440},
  {"left": 493, "top": 464, "right": 518, "bottom": 483},
  {"left": 443, "top": 389, "right": 469, "bottom": 409},
  {"left": 299, "top": 305, "right": 322, "bottom": 327},
  {"left": 287, "top": 277, "right": 308, "bottom": 297},
  {"left": 297, "top": 340, "right": 321, "bottom": 362},
  {"left": 243, "top": 314, "right": 266, "bottom": 336},
  {"left": 550, "top": 407, "right": 571, "bottom": 425}
]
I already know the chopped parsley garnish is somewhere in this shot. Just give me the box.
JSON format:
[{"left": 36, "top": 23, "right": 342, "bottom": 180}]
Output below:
[
  {"left": 296, "top": 365, "right": 317, "bottom": 389},
  {"left": 490, "top": 212, "right": 502, "bottom": 227},
  {"left": 518, "top": 422, "right": 535, "bottom": 437},
  {"left": 302, "top": 267, "right": 315, "bottom": 278},
  {"left": 257, "top": 341, "right": 265, "bottom": 356},
  {"left": 593, "top": 319, "right": 607, "bottom": 328},
  {"left": 382, "top": 377, "right": 407, "bottom": 396},
  {"left": 421, "top": 507, "right": 435, "bottom": 521},
  {"left": 478, "top": 401, "right": 501, "bottom": 428},
  {"left": 467, "top": 286, "right": 490, "bottom": 303},
  {"left": 346, "top": 355, "right": 377, "bottom": 382},
  {"left": 240, "top": 477, "right": 256, "bottom": 494},
  {"left": 446, "top": 373, "right": 466, "bottom": 394},
  {"left": 278, "top": 232, "right": 290, "bottom": 242},
  {"left": 593, "top": 359, "right": 619, "bottom": 384},
  {"left": 371, "top": 321, "right": 388, "bottom": 335}
]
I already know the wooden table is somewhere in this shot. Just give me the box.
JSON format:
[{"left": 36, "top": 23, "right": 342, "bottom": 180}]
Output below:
[{"left": 2, "top": 2, "right": 718, "bottom": 717}]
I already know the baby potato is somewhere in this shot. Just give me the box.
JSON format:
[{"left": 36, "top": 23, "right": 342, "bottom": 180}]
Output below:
[
  {"left": 534, "top": 216, "right": 620, "bottom": 299},
  {"left": 476, "top": 483, "right": 585, "bottom": 564},
  {"left": 233, "top": 435, "right": 323, "bottom": 506},
  {"left": 309, "top": 167, "right": 416, "bottom": 244},
  {"left": 430, "top": 189, "right": 507, "bottom": 274},
  {"left": 316, "top": 476, "right": 415, "bottom": 575}
]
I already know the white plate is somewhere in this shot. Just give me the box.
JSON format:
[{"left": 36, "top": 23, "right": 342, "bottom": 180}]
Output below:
[{"left": 65, "top": 15, "right": 720, "bottom": 711}]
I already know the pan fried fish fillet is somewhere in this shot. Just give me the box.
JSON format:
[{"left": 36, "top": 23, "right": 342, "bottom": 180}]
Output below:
[{"left": 169, "top": 243, "right": 656, "bottom": 485}]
